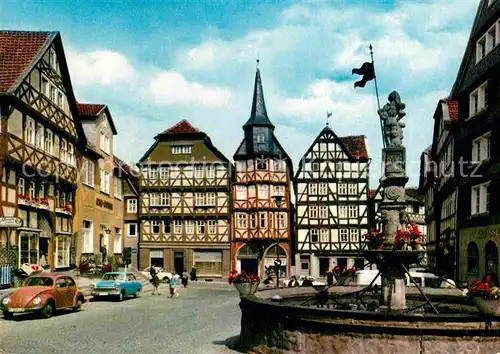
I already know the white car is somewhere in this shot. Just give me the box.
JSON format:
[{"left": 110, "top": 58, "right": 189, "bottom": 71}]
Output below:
[
  {"left": 282, "top": 276, "right": 326, "bottom": 287},
  {"left": 141, "top": 267, "right": 173, "bottom": 283}
]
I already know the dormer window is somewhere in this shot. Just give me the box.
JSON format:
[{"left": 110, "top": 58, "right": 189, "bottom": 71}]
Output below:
[
  {"left": 256, "top": 135, "right": 265, "bottom": 143},
  {"left": 100, "top": 129, "right": 110, "bottom": 154},
  {"left": 469, "top": 81, "right": 488, "bottom": 117},
  {"left": 172, "top": 145, "right": 192, "bottom": 154},
  {"left": 476, "top": 22, "right": 498, "bottom": 63}
]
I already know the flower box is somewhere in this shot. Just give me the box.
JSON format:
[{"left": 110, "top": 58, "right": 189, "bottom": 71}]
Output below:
[{"left": 228, "top": 270, "right": 260, "bottom": 297}]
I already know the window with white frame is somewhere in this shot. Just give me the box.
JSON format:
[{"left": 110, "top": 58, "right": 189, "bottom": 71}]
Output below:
[
  {"left": 469, "top": 81, "right": 488, "bottom": 116},
  {"left": 25, "top": 117, "right": 35, "bottom": 145},
  {"left": 159, "top": 192, "right": 169, "bottom": 206},
  {"left": 114, "top": 228, "right": 122, "bottom": 253},
  {"left": 100, "top": 169, "right": 110, "bottom": 194},
  {"left": 152, "top": 221, "right": 160, "bottom": 234},
  {"left": 340, "top": 229, "right": 348, "bottom": 242},
  {"left": 18, "top": 177, "right": 25, "bottom": 196},
  {"left": 273, "top": 185, "right": 285, "bottom": 197},
  {"left": 35, "top": 123, "right": 44, "bottom": 150},
  {"left": 127, "top": 199, "right": 137, "bottom": 213},
  {"left": 83, "top": 220, "right": 93, "bottom": 253},
  {"left": 197, "top": 220, "right": 205, "bottom": 234},
  {"left": 276, "top": 159, "right": 286, "bottom": 172},
  {"left": 113, "top": 176, "right": 122, "bottom": 199},
  {"left": 57, "top": 92, "right": 64, "bottom": 110},
  {"left": 174, "top": 220, "right": 182, "bottom": 234},
  {"left": 81, "top": 159, "right": 94, "bottom": 186},
  {"left": 320, "top": 229, "right": 329, "bottom": 243},
  {"left": 195, "top": 166, "right": 203, "bottom": 178},
  {"left": 338, "top": 183, "right": 347, "bottom": 195},
  {"left": 476, "top": 23, "right": 497, "bottom": 63},
  {"left": 160, "top": 166, "right": 169, "bottom": 179},
  {"left": 67, "top": 143, "right": 74, "bottom": 165},
  {"left": 236, "top": 161, "right": 246, "bottom": 172},
  {"left": 349, "top": 205, "right": 358, "bottom": 218},
  {"left": 41, "top": 76, "right": 49, "bottom": 96},
  {"left": 50, "top": 85, "right": 56, "bottom": 103},
  {"left": 38, "top": 184, "right": 45, "bottom": 200},
  {"left": 195, "top": 193, "right": 204, "bottom": 206},
  {"left": 208, "top": 220, "right": 216, "bottom": 234},
  {"left": 207, "top": 166, "right": 215, "bottom": 179},
  {"left": 339, "top": 206, "right": 348, "bottom": 218},
  {"left": 471, "top": 182, "right": 490, "bottom": 215},
  {"left": 310, "top": 229, "right": 318, "bottom": 243},
  {"left": 150, "top": 167, "right": 158, "bottom": 180},
  {"left": 258, "top": 185, "right": 268, "bottom": 199},
  {"left": 100, "top": 129, "right": 110, "bottom": 154},
  {"left": 206, "top": 193, "right": 216, "bottom": 206},
  {"left": 236, "top": 185, "right": 246, "bottom": 200},
  {"left": 348, "top": 184, "right": 357, "bottom": 195},
  {"left": 44, "top": 129, "right": 53, "bottom": 154},
  {"left": 29, "top": 181, "right": 36, "bottom": 199},
  {"left": 127, "top": 224, "right": 137, "bottom": 237},
  {"left": 150, "top": 193, "right": 159, "bottom": 206},
  {"left": 319, "top": 206, "right": 328, "bottom": 219},
  {"left": 49, "top": 47, "right": 57, "bottom": 69},
  {"left": 308, "top": 183, "right": 317, "bottom": 195},
  {"left": 349, "top": 229, "right": 359, "bottom": 242},
  {"left": 309, "top": 206, "right": 318, "bottom": 218},
  {"left": 319, "top": 183, "right": 327, "bottom": 195},
  {"left": 237, "top": 214, "right": 247, "bottom": 228},
  {"left": 60, "top": 139, "right": 67, "bottom": 162},
  {"left": 186, "top": 220, "right": 194, "bottom": 234},
  {"left": 250, "top": 214, "right": 257, "bottom": 228},
  {"left": 472, "top": 132, "right": 491, "bottom": 163},
  {"left": 259, "top": 213, "right": 266, "bottom": 228},
  {"left": 171, "top": 145, "right": 192, "bottom": 154}
]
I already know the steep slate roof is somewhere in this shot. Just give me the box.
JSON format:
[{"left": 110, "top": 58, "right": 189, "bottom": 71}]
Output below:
[
  {"left": 77, "top": 103, "right": 105, "bottom": 117},
  {"left": 339, "top": 135, "right": 368, "bottom": 159},
  {"left": 162, "top": 119, "right": 199, "bottom": 134},
  {"left": 0, "top": 31, "right": 53, "bottom": 92},
  {"left": 243, "top": 68, "right": 274, "bottom": 128}
]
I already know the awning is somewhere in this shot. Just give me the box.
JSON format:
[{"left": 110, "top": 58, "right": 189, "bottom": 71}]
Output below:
[
  {"left": 151, "top": 250, "right": 163, "bottom": 258},
  {"left": 194, "top": 251, "right": 222, "bottom": 262}
]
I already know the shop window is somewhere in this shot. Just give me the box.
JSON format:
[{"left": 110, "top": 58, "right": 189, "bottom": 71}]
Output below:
[
  {"left": 467, "top": 241, "right": 479, "bottom": 274},
  {"left": 19, "top": 234, "right": 38, "bottom": 265}
]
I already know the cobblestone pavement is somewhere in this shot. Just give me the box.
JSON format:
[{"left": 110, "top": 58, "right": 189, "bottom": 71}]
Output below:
[{"left": 0, "top": 281, "right": 242, "bottom": 354}]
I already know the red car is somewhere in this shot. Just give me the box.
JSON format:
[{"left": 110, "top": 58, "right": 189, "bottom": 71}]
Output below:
[{"left": 0, "top": 274, "right": 84, "bottom": 319}]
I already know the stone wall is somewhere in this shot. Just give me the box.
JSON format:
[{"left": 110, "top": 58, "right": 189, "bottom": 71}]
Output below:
[{"left": 239, "top": 291, "right": 500, "bottom": 354}]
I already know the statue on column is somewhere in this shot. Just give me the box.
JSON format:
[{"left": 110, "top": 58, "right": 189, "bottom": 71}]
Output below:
[{"left": 378, "top": 91, "right": 406, "bottom": 147}]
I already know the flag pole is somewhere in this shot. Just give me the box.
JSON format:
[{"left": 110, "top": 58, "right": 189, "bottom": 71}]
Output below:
[{"left": 369, "top": 44, "right": 385, "bottom": 148}]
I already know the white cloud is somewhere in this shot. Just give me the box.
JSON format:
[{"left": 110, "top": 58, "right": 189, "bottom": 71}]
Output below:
[
  {"left": 149, "top": 71, "right": 232, "bottom": 108},
  {"left": 66, "top": 50, "right": 136, "bottom": 86}
]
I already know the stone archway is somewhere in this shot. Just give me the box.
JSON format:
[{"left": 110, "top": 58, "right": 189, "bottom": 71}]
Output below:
[
  {"left": 236, "top": 244, "right": 260, "bottom": 275},
  {"left": 263, "top": 244, "right": 288, "bottom": 278}
]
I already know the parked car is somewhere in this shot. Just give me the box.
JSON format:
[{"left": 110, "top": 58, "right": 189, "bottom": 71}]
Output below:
[
  {"left": 0, "top": 274, "right": 84, "bottom": 319},
  {"left": 282, "top": 276, "right": 326, "bottom": 287},
  {"left": 91, "top": 272, "right": 142, "bottom": 301},
  {"left": 353, "top": 269, "right": 455, "bottom": 288},
  {"left": 141, "top": 267, "right": 172, "bottom": 283}
]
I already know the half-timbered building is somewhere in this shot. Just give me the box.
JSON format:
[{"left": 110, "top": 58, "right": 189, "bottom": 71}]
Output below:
[
  {"left": 137, "top": 120, "right": 231, "bottom": 277},
  {"left": 0, "top": 31, "right": 85, "bottom": 269},
  {"left": 74, "top": 103, "right": 126, "bottom": 267},
  {"left": 295, "top": 125, "right": 369, "bottom": 277},
  {"left": 232, "top": 68, "right": 293, "bottom": 277}
]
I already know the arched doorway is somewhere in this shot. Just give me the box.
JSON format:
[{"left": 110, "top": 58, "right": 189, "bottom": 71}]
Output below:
[
  {"left": 467, "top": 241, "right": 479, "bottom": 275},
  {"left": 236, "top": 244, "right": 259, "bottom": 275},
  {"left": 263, "top": 244, "right": 287, "bottom": 278},
  {"left": 485, "top": 241, "right": 498, "bottom": 284}
]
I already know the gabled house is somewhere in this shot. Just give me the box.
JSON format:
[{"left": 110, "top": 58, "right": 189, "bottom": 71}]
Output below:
[{"left": 0, "top": 30, "right": 85, "bottom": 269}]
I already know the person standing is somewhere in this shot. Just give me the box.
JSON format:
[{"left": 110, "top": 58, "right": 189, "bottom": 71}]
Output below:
[
  {"left": 150, "top": 266, "right": 161, "bottom": 295},
  {"left": 181, "top": 269, "right": 189, "bottom": 287},
  {"left": 169, "top": 274, "right": 180, "bottom": 298}
]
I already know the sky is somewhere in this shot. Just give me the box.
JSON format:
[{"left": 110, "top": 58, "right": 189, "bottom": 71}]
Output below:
[{"left": 0, "top": 0, "right": 478, "bottom": 188}]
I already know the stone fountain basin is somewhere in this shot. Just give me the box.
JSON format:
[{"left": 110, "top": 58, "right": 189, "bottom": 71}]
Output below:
[{"left": 239, "top": 286, "right": 500, "bottom": 354}]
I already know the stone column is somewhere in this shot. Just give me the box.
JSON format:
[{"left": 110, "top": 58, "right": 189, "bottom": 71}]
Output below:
[{"left": 310, "top": 254, "right": 319, "bottom": 277}]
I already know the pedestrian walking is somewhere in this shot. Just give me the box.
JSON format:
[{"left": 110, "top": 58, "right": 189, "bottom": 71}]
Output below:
[
  {"left": 190, "top": 267, "right": 197, "bottom": 281},
  {"left": 181, "top": 269, "right": 189, "bottom": 287},
  {"left": 150, "top": 266, "right": 161, "bottom": 295},
  {"left": 169, "top": 274, "right": 180, "bottom": 298}
]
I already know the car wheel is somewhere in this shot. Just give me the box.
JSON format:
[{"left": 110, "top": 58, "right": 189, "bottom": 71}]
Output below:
[
  {"left": 118, "top": 290, "right": 125, "bottom": 302},
  {"left": 134, "top": 289, "right": 140, "bottom": 298},
  {"left": 40, "top": 301, "right": 54, "bottom": 319},
  {"left": 2, "top": 311, "right": 13, "bottom": 320},
  {"left": 163, "top": 276, "right": 170, "bottom": 283},
  {"left": 74, "top": 297, "right": 83, "bottom": 311}
]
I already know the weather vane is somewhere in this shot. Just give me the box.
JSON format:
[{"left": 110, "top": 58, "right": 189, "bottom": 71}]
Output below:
[{"left": 326, "top": 111, "right": 332, "bottom": 126}]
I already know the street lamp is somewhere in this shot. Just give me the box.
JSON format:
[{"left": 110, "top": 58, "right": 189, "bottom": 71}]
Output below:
[{"left": 273, "top": 195, "right": 283, "bottom": 288}]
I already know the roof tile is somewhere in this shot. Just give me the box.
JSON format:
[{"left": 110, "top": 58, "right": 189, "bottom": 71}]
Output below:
[
  {"left": 78, "top": 103, "right": 105, "bottom": 116},
  {"left": 339, "top": 135, "right": 368, "bottom": 159},
  {"left": 0, "top": 30, "right": 51, "bottom": 92},
  {"left": 443, "top": 98, "right": 458, "bottom": 121},
  {"left": 162, "top": 120, "right": 199, "bottom": 134}
]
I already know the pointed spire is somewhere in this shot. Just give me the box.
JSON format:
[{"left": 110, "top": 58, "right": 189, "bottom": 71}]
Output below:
[{"left": 244, "top": 65, "right": 274, "bottom": 128}]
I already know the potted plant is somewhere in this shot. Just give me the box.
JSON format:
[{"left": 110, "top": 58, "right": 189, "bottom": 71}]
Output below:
[
  {"left": 362, "top": 228, "right": 385, "bottom": 250},
  {"left": 228, "top": 270, "right": 260, "bottom": 297},
  {"left": 468, "top": 276, "right": 500, "bottom": 316},
  {"left": 331, "top": 265, "right": 356, "bottom": 286}
]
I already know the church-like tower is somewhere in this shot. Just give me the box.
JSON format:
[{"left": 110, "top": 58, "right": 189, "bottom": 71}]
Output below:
[{"left": 231, "top": 67, "right": 293, "bottom": 277}]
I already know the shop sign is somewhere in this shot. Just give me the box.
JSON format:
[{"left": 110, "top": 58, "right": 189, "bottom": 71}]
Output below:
[
  {"left": 96, "top": 198, "right": 113, "bottom": 210},
  {"left": 131, "top": 248, "right": 137, "bottom": 254},
  {"left": 0, "top": 217, "right": 22, "bottom": 228}
]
